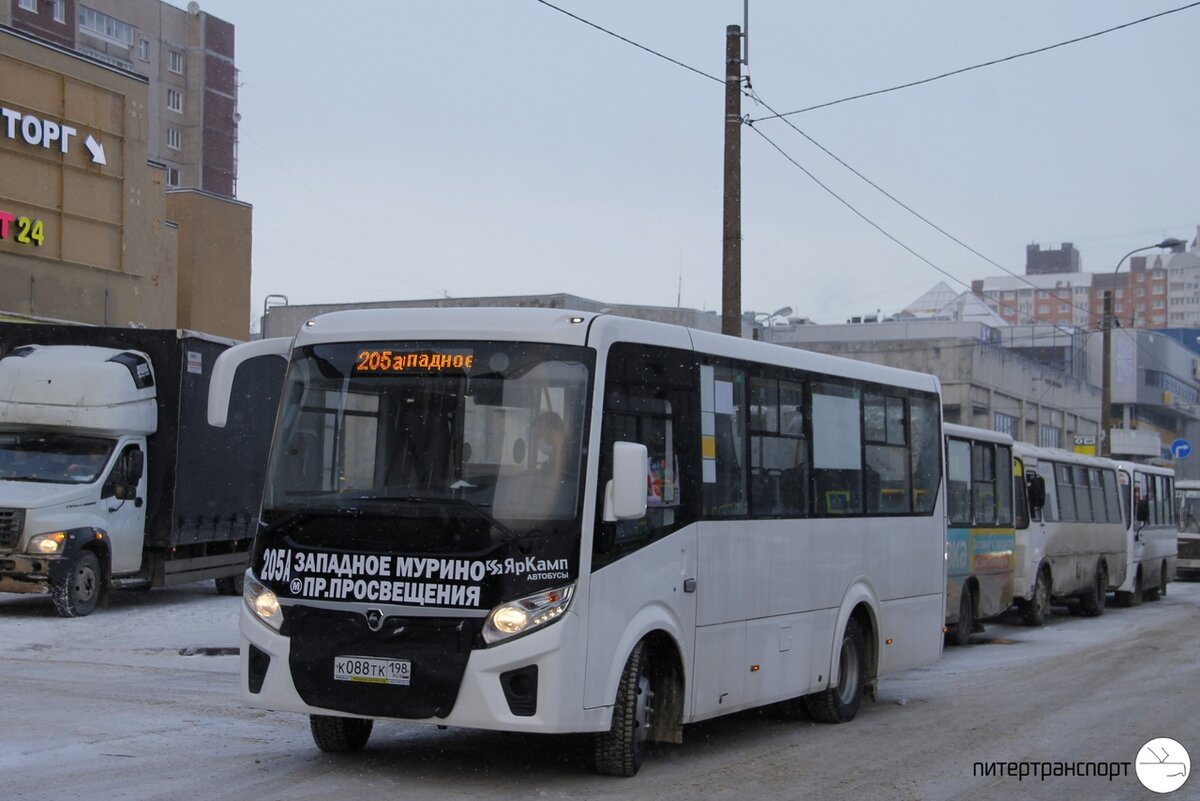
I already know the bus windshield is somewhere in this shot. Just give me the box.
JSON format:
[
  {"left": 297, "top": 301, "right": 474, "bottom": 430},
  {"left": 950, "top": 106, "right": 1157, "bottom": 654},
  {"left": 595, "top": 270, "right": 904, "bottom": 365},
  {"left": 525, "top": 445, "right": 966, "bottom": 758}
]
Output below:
[
  {"left": 1179, "top": 487, "right": 1200, "bottom": 533},
  {"left": 262, "top": 340, "right": 592, "bottom": 551}
]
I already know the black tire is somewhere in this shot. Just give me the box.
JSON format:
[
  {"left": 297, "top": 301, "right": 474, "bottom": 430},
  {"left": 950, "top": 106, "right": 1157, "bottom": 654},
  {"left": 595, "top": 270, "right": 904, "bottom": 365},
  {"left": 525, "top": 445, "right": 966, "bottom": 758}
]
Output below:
[
  {"left": 1117, "top": 569, "right": 1143, "bottom": 607},
  {"left": 948, "top": 587, "right": 974, "bottom": 646},
  {"left": 803, "top": 619, "right": 866, "bottom": 724},
  {"left": 1078, "top": 562, "right": 1107, "bottom": 617},
  {"left": 310, "top": 714, "right": 373, "bottom": 753},
  {"left": 594, "top": 642, "right": 654, "bottom": 777},
  {"left": 215, "top": 572, "right": 245, "bottom": 597},
  {"left": 1022, "top": 567, "right": 1051, "bottom": 627},
  {"left": 1160, "top": 563, "right": 1169, "bottom": 597},
  {"left": 51, "top": 550, "right": 101, "bottom": 618},
  {"left": 1145, "top": 563, "right": 1166, "bottom": 602}
]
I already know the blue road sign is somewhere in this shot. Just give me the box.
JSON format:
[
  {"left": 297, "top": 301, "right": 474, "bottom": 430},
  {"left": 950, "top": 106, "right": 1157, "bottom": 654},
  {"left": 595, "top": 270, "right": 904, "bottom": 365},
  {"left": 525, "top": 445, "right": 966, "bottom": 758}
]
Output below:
[{"left": 1170, "top": 439, "right": 1192, "bottom": 459}]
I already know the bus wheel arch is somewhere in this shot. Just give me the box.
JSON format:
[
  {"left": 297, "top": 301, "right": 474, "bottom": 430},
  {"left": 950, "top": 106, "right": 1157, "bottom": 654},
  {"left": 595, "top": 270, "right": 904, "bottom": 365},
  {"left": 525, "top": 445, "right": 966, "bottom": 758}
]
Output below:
[{"left": 593, "top": 631, "right": 683, "bottom": 777}]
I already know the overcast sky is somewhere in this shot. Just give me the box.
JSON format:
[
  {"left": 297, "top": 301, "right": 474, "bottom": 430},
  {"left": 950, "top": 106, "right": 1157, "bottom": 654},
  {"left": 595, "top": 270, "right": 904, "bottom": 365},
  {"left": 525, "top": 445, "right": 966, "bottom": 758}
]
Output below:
[{"left": 187, "top": 1, "right": 1199, "bottom": 331}]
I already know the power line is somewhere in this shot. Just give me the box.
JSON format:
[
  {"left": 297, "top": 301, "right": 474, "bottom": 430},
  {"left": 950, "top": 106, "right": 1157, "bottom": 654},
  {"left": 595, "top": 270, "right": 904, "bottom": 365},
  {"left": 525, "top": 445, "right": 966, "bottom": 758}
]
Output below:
[
  {"left": 534, "top": 0, "right": 723, "bottom": 84},
  {"left": 743, "top": 87, "right": 1093, "bottom": 321},
  {"left": 749, "top": 1, "right": 1200, "bottom": 122},
  {"left": 534, "top": 0, "right": 1184, "bottom": 354},
  {"left": 533, "top": 0, "right": 1092, "bottom": 323}
]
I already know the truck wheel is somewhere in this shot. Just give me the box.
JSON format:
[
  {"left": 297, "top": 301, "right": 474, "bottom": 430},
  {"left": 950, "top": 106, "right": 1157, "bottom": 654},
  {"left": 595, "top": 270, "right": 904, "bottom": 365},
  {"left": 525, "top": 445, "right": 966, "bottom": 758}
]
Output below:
[
  {"left": 215, "top": 572, "right": 245, "bottom": 596},
  {"left": 594, "top": 641, "right": 653, "bottom": 777},
  {"left": 310, "top": 715, "right": 373, "bottom": 753},
  {"left": 803, "top": 619, "right": 866, "bottom": 724},
  {"left": 1078, "top": 562, "right": 1107, "bottom": 617},
  {"left": 1022, "top": 566, "right": 1051, "bottom": 626},
  {"left": 52, "top": 550, "right": 101, "bottom": 618}
]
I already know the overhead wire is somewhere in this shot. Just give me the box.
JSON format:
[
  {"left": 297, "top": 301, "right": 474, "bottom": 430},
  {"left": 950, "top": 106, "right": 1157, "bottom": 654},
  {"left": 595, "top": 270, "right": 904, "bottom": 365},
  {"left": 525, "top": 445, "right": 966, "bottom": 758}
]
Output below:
[
  {"left": 748, "top": 1, "right": 1200, "bottom": 122},
  {"left": 534, "top": 0, "right": 1190, "bottom": 377}
]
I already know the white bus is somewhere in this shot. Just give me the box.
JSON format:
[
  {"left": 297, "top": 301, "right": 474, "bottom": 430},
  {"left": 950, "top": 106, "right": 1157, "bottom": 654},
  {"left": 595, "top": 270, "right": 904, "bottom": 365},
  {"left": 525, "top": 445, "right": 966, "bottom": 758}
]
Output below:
[
  {"left": 1011, "top": 443, "right": 1126, "bottom": 624},
  {"left": 942, "top": 424, "right": 1015, "bottom": 644},
  {"left": 209, "top": 308, "right": 947, "bottom": 776},
  {"left": 1113, "top": 461, "right": 1176, "bottom": 604},
  {"left": 1173, "top": 479, "right": 1200, "bottom": 579}
]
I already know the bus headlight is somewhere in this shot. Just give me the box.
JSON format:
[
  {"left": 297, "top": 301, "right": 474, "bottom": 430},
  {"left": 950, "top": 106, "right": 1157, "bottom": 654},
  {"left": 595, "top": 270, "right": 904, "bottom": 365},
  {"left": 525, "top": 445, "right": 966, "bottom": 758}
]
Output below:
[
  {"left": 244, "top": 571, "right": 283, "bottom": 631},
  {"left": 28, "top": 532, "right": 67, "bottom": 554},
  {"left": 483, "top": 583, "right": 574, "bottom": 645}
]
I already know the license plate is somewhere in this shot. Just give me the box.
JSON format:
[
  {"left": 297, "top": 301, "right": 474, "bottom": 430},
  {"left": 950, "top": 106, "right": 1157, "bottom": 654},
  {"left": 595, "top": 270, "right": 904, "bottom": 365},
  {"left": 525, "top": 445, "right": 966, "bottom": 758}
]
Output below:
[{"left": 333, "top": 655, "right": 411, "bottom": 686}]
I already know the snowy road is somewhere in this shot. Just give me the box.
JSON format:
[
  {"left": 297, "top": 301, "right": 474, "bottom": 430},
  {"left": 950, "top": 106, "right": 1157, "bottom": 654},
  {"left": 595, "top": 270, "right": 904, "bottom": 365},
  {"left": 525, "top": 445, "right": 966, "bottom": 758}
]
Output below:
[{"left": 2, "top": 582, "right": 1198, "bottom": 801}]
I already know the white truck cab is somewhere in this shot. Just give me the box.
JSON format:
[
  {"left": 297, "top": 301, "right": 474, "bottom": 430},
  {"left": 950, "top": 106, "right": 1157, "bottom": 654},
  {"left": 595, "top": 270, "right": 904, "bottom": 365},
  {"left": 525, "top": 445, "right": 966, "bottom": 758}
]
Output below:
[{"left": 0, "top": 345, "right": 153, "bottom": 615}]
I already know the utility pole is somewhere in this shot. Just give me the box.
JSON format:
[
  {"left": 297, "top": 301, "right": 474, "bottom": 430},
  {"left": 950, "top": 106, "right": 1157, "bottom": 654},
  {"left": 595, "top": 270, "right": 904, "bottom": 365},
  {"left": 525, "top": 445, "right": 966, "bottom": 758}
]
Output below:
[
  {"left": 1099, "top": 238, "right": 1185, "bottom": 456},
  {"left": 1100, "top": 289, "right": 1114, "bottom": 456},
  {"left": 721, "top": 24, "right": 742, "bottom": 337}
]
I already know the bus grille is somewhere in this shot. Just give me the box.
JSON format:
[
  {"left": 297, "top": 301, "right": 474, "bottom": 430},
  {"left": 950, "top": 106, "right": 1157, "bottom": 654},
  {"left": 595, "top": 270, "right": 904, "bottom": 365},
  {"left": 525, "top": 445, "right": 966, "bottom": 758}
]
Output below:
[
  {"left": 286, "top": 606, "right": 481, "bottom": 720},
  {"left": 1178, "top": 539, "right": 1200, "bottom": 561},
  {"left": 0, "top": 509, "right": 23, "bottom": 549}
]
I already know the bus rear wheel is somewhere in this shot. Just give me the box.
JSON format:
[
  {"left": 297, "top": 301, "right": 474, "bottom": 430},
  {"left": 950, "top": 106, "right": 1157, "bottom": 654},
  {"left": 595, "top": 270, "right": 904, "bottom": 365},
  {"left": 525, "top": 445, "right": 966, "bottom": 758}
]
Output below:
[
  {"left": 1078, "top": 562, "right": 1107, "bottom": 617},
  {"left": 803, "top": 619, "right": 866, "bottom": 724},
  {"left": 310, "top": 715, "right": 373, "bottom": 753}
]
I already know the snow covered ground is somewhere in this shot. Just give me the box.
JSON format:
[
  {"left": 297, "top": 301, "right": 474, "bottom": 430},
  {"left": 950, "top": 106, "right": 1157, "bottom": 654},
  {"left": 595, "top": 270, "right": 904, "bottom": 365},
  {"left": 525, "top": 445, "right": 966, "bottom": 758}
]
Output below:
[{"left": 2, "top": 580, "right": 1198, "bottom": 800}]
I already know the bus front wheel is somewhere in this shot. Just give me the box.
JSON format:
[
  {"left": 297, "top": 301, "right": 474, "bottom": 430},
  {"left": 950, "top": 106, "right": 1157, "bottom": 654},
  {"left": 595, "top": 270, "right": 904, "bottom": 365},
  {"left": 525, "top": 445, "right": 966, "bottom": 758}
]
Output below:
[
  {"left": 1078, "top": 562, "right": 1107, "bottom": 617},
  {"left": 310, "top": 714, "right": 373, "bottom": 753},
  {"left": 803, "top": 619, "right": 866, "bottom": 724},
  {"left": 948, "top": 588, "right": 974, "bottom": 646},
  {"left": 1022, "top": 567, "right": 1051, "bottom": 627},
  {"left": 594, "top": 641, "right": 654, "bottom": 777}
]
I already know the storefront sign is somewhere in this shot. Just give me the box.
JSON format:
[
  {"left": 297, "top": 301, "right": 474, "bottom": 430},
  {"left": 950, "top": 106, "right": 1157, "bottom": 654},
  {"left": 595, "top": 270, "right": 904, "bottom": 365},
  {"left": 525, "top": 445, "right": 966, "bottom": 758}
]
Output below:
[
  {"left": 1, "top": 105, "right": 106, "bottom": 164},
  {"left": 0, "top": 210, "right": 44, "bottom": 247}
]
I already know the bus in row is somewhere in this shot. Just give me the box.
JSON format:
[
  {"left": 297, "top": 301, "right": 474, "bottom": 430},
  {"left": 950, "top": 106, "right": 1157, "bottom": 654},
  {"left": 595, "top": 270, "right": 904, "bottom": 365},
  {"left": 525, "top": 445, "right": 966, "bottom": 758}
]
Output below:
[
  {"left": 944, "top": 428, "right": 1178, "bottom": 638},
  {"left": 209, "top": 308, "right": 949, "bottom": 777},
  {"left": 942, "top": 424, "right": 1015, "bottom": 644},
  {"left": 208, "top": 308, "right": 1180, "bottom": 774},
  {"left": 1174, "top": 479, "right": 1200, "bottom": 578}
]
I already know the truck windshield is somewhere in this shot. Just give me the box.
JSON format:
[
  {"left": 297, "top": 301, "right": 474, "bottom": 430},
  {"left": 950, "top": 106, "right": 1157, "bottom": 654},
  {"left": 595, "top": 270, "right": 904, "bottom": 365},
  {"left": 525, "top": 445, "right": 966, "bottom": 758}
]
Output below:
[
  {"left": 0, "top": 432, "right": 115, "bottom": 484},
  {"left": 262, "top": 340, "right": 593, "bottom": 550}
]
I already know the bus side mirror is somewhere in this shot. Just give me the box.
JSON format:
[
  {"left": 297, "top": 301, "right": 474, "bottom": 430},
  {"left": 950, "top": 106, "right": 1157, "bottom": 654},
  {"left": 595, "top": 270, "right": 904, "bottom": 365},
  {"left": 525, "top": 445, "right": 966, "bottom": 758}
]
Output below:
[
  {"left": 1027, "top": 473, "right": 1046, "bottom": 511},
  {"left": 1136, "top": 498, "right": 1150, "bottom": 523},
  {"left": 603, "top": 442, "right": 648, "bottom": 522}
]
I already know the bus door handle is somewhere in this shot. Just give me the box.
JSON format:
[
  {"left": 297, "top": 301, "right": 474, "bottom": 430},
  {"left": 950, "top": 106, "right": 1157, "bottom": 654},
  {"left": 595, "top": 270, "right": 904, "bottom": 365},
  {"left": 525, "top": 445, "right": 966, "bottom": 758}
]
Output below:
[{"left": 683, "top": 578, "right": 697, "bottom": 593}]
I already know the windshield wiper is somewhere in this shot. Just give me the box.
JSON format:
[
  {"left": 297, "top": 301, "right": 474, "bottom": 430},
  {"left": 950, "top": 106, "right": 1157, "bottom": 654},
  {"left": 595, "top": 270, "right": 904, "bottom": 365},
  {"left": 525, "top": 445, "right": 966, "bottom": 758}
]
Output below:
[{"left": 375, "top": 494, "right": 519, "bottom": 541}]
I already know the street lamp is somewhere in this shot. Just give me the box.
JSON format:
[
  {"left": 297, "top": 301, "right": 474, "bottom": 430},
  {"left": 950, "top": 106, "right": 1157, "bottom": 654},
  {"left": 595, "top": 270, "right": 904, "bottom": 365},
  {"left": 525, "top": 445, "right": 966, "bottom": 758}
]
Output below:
[
  {"left": 755, "top": 305, "right": 793, "bottom": 326},
  {"left": 1100, "top": 238, "right": 1185, "bottom": 455}
]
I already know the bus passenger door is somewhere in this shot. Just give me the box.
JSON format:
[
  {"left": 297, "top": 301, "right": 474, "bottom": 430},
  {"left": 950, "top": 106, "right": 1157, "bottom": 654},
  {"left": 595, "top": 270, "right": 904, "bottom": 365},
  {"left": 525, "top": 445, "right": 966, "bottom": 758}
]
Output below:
[{"left": 584, "top": 375, "right": 699, "bottom": 718}]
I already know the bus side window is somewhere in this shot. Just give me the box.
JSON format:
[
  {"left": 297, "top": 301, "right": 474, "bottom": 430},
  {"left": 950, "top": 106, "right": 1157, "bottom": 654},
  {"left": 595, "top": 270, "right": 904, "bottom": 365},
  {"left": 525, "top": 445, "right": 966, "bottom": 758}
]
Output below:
[
  {"left": 702, "top": 364, "right": 747, "bottom": 517},
  {"left": 811, "top": 383, "right": 862, "bottom": 515}
]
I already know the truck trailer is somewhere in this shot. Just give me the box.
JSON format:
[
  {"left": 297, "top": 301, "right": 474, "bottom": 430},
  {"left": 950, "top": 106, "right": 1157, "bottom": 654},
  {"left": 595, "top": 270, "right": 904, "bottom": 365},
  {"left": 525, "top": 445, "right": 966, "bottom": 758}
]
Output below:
[{"left": 0, "top": 323, "right": 283, "bottom": 616}]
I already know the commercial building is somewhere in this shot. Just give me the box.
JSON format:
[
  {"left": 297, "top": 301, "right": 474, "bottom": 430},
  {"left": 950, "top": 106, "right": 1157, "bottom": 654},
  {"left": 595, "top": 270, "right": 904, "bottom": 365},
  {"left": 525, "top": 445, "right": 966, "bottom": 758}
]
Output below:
[
  {"left": 0, "top": 1, "right": 251, "bottom": 339},
  {"left": 971, "top": 233, "right": 1200, "bottom": 330}
]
